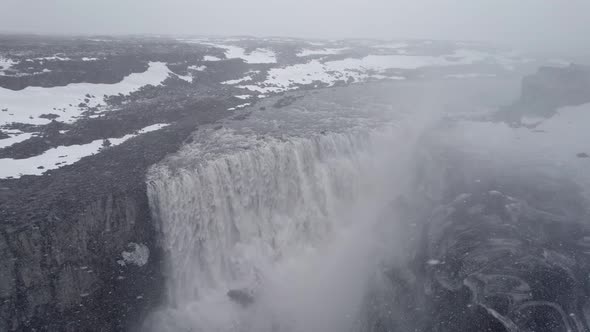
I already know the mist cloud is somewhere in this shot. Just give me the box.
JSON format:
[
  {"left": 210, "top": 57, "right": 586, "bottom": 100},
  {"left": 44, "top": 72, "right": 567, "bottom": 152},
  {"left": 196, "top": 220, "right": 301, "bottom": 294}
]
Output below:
[{"left": 2, "top": 0, "right": 589, "bottom": 54}]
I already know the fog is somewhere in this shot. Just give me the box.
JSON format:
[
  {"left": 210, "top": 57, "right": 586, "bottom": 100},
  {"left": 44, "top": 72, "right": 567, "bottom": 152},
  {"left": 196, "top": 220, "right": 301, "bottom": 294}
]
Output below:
[
  {"left": 2, "top": 1, "right": 590, "bottom": 330},
  {"left": 3, "top": 0, "right": 590, "bottom": 54}
]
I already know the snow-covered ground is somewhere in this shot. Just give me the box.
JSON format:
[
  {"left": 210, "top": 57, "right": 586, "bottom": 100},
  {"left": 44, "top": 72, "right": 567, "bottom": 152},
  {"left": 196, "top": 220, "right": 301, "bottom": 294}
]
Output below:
[
  {"left": 177, "top": 37, "right": 542, "bottom": 95},
  {"left": 0, "top": 62, "right": 173, "bottom": 126},
  {"left": 222, "top": 76, "right": 253, "bottom": 85},
  {"left": 0, "top": 123, "right": 169, "bottom": 179},
  {"left": 233, "top": 48, "right": 527, "bottom": 94},
  {"left": 35, "top": 55, "right": 72, "bottom": 61},
  {"left": 188, "top": 65, "right": 207, "bottom": 71},
  {"left": 297, "top": 48, "right": 348, "bottom": 57},
  {"left": 1, "top": 68, "right": 52, "bottom": 77},
  {"left": 173, "top": 72, "right": 193, "bottom": 83},
  {"left": 222, "top": 45, "right": 276, "bottom": 64},
  {"left": 0, "top": 57, "right": 17, "bottom": 74},
  {"left": 0, "top": 132, "right": 34, "bottom": 149},
  {"left": 446, "top": 73, "right": 497, "bottom": 79},
  {"left": 204, "top": 55, "right": 222, "bottom": 61},
  {"left": 372, "top": 42, "right": 409, "bottom": 49},
  {"left": 0, "top": 37, "right": 550, "bottom": 178},
  {"left": 181, "top": 39, "right": 277, "bottom": 64},
  {"left": 227, "top": 103, "right": 251, "bottom": 111}
]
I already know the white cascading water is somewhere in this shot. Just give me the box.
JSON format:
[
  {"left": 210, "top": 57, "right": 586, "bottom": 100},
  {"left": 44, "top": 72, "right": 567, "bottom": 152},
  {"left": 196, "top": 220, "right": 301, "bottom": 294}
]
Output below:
[{"left": 145, "top": 101, "right": 433, "bottom": 331}]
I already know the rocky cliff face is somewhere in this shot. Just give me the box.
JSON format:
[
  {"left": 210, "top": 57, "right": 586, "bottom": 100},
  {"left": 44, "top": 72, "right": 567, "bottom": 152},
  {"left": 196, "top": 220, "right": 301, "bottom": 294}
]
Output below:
[
  {"left": 359, "top": 157, "right": 590, "bottom": 332},
  {"left": 0, "top": 82, "right": 231, "bottom": 330},
  {"left": 0, "top": 187, "right": 164, "bottom": 331},
  {"left": 496, "top": 64, "right": 590, "bottom": 122},
  {"left": 520, "top": 64, "right": 590, "bottom": 111}
]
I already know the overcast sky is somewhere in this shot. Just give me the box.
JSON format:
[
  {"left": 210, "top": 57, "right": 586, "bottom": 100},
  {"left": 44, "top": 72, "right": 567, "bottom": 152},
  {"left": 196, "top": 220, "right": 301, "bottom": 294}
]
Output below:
[{"left": 2, "top": 0, "right": 589, "bottom": 53}]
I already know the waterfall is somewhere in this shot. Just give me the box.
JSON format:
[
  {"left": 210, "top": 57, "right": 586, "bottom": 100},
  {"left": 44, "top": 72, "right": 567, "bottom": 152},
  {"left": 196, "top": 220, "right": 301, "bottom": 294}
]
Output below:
[{"left": 145, "top": 103, "right": 431, "bottom": 331}]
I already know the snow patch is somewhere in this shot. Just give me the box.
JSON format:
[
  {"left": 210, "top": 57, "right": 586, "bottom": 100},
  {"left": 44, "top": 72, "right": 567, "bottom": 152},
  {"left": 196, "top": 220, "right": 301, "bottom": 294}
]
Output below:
[
  {"left": 118, "top": 243, "right": 150, "bottom": 267},
  {"left": 222, "top": 76, "right": 253, "bottom": 85},
  {"left": 202, "top": 43, "right": 276, "bottom": 64},
  {"left": 222, "top": 45, "right": 277, "bottom": 64},
  {"left": 204, "top": 55, "right": 222, "bottom": 61},
  {"left": 0, "top": 132, "right": 34, "bottom": 149},
  {"left": 548, "top": 59, "right": 572, "bottom": 67},
  {"left": 446, "top": 73, "right": 497, "bottom": 79},
  {"left": 237, "top": 49, "right": 526, "bottom": 94},
  {"left": 0, "top": 123, "right": 168, "bottom": 178},
  {"left": 427, "top": 259, "right": 442, "bottom": 265},
  {"left": 188, "top": 65, "right": 207, "bottom": 71},
  {"left": 0, "top": 62, "right": 173, "bottom": 126},
  {"left": 36, "top": 56, "right": 72, "bottom": 61},
  {"left": 297, "top": 48, "right": 348, "bottom": 57},
  {"left": 227, "top": 103, "right": 251, "bottom": 111},
  {"left": 173, "top": 72, "right": 193, "bottom": 83},
  {"left": 373, "top": 42, "right": 409, "bottom": 49},
  {"left": 0, "top": 57, "right": 16, "bottom": 70}
]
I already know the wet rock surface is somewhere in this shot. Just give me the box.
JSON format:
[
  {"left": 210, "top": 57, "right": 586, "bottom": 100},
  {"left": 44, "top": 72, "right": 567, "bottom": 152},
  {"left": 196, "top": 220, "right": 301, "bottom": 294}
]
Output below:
[
  {"left": 362, "top": 179, "right": 590, "bottom": 332},
  {"left": 421, "top": 190, "right": 590, "bottom": 331},
  {"left": 227, "top": 289, "right": 255, "bottom": 307},
  {"left": 359, "top": 125, "right": 590, "bottom": 332}
]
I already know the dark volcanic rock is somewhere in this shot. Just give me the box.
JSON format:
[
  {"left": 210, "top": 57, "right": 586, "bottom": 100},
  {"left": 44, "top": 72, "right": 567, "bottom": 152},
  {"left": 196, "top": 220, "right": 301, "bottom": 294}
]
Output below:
[
  {"left": 0, "top": 58, "right": 149, "bottom": 91},
  {"left": 272, "top": 95, "right": 302, "bottom": 108},
  {"left": 0, "top": 190, "right": 162, "bottom": 332},
  {"left": 420, "top": 190, "right": 590, "bottom": 331},
  {"left": 368, "top": 188, "right": 590, "bottom": 332},
  {"left": 38, "top": 113, "right": 60, "bottom": 120},
  {"left": 227, "top": 289, "right": 255, "bottom": 307},
  {"left": 496, "top": 64, "right": 590, "bottom": 123},
  {"left": 0, "top": 106, "right": 233, "bottom": 331},
  {"left": 520, "top": 64, "right": 590, "bottom": 111}
]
